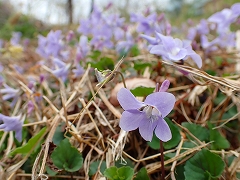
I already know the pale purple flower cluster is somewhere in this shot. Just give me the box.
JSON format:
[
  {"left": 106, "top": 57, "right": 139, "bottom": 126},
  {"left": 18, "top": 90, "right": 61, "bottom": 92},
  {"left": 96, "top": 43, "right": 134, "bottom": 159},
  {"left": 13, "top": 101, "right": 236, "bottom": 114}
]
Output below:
[
  {"left": 142, "top": 32, "right": 202, "bottom": 68},
  {"left": 208, "top": 3, "right": 240, "bottom": 33},
  {"left": 52, "top": 58, "right": 71, "bottom": 82},
  {"left": 10, "top": 32, "right": 22, "bottom": 46},
  {"left": 77, "top": 5, "right": 136, "bottom": 54},
  {"left": 36, "top": 30, "right": 87, "bottom": 81},
  {"left": 0, "top": 114, "right": 23, "bottom": 142},
  {"left": 78, "top": 6, "right": 125, "bottom": 51},
  {"left": 131, "top": 12, "right": 171, "bottom": 36},
  {"left": 0, "top": 84, "right": 20, "bottom": 107},
  {"left": 36, "top": 30, "right": 67, "bottom": 59},
  {"left": 187, "top": 3, "right": 240, "bottom": 52},
  {"left": 76, "top": 35, "right": 89, "bottom": 62},
  {"left": 117, "top": 80, "right": 175, "bottom": 141},
  {"left": 116, "top": 32, "right": 134, "bottom": 54}
]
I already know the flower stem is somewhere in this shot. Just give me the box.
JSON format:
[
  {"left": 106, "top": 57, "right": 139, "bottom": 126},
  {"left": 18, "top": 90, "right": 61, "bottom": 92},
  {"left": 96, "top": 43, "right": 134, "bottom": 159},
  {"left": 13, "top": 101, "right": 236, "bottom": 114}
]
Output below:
[
  {"left": 115, "top": 71, "right": 127, "bottom": 88},
  {"left": 160, "top": 140, "right": 165, "bottom": 180}
]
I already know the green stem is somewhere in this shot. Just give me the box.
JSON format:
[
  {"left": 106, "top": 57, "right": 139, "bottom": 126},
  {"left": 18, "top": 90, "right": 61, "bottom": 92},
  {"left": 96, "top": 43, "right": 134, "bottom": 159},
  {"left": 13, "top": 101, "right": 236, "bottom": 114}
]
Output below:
[{"left": 116, "top": 71, "right": 127, "bottom": 88}]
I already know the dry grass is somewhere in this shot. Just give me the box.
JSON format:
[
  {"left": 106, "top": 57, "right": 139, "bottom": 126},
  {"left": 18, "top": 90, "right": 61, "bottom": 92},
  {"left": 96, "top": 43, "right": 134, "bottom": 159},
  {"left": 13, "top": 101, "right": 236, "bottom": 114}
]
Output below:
[{"left": 0, "top": 46, "right": 240, "bottom": 180}]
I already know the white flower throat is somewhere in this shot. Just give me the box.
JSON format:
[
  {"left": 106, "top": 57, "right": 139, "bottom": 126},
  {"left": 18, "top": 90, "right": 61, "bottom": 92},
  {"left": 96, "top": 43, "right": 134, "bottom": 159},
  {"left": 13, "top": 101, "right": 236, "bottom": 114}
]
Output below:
[
  {"left": 141, "top": 105, "right": 162, "bottom": 122},
  {"left": 171, "top": 47, "right": 180, "bottom": 56}
]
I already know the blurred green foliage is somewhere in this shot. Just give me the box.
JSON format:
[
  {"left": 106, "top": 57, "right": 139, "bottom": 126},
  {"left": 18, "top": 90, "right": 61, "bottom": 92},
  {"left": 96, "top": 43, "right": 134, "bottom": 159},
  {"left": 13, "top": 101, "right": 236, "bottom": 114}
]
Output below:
[
  {"left": 0, "top": 1, "right": 48, "bottom": 40},
  {"left": 0, "top": 14, "right": 44, "bottom": 40}
]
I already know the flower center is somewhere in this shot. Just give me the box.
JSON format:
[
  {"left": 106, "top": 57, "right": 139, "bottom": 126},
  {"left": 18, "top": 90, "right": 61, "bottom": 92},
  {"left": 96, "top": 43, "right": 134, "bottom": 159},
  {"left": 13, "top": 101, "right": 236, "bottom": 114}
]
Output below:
[
  {"left": 142, "top": 105, "right": 162, "bottom": 122},
  {"left": 171, "top": 47, "right": 180, "bottom": 56}
]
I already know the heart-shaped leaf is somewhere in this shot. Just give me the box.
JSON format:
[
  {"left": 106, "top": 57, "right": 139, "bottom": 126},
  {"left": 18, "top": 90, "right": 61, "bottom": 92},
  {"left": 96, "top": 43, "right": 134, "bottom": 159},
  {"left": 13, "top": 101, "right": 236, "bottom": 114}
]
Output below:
[
  {"left": 184, "top": 149, "right": 225, "bottom": 180},
  {"left": 182, "top": 122, "right": 209, "bottom": 142},
  {"left": 134, "top": 167, "right": 150, "bottom": 180},
  {"left": 51, "top": 138, "right": 83, "bottom": 172},
  {"left": 208, "top": 123, "right": 230, "bottom": 150},
  {"left": 104, "top": 166, "right": 134, "bottom": 180}
]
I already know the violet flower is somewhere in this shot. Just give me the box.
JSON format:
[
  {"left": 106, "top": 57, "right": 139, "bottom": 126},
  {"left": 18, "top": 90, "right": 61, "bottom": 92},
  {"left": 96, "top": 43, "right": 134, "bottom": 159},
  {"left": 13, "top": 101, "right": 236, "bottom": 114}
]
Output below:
[
  {"left": 200, "top": 35, "right": 218, "bottom": 53},
  {"left": 10, "top": 32, "right": 22, "bottom": 46},
  {"left": 208, "top": 3, "right": 240, "bottom": 33},
  {"left": 72, "top": 63, "right": 84, "bottom": 77},
  {"left": 52, "top": 58, "right": 70, "bottom": 82},
  {"left": 0, "top": 84, "right": 20, "bottom": 107},
  {"left": 149, "top": 32, "right": 202, "bottom": 68},
  {"left": 117, "top": 80, "right": 175, "bottom": 141},
  {"left": 90, "top": 36, "right": 113, "bottom": 50},
  {"left": 130, "top": 12, "right": 157, "bottom": 35},
  {"left": 66, "top": 30, "right": 75, "bottom": 42},
  {"left": 27, "top": 100, "right": 35, "bottom": 115},
  {"left": 0, "top": 114, "right": 23, "bottom": 142},
  {"left": 36, "top": 30, "right": 64, "bottom": 59},
  {"left": 76, "top": 35, "right": 89, "bottom": 62},
  {"left": 116, "top": 32, "right": 134, "bottom": 54}
]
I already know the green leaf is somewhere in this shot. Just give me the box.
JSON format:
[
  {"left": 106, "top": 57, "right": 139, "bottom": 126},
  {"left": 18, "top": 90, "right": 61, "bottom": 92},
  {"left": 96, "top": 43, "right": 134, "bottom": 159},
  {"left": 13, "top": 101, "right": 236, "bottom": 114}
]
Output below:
[
  {"left": 208, "top": 124, "right": 230, "bottom": 150},
  {"left": 175, "top": 165, "right": 185, "bottom": 180},
  {"left": 222, "top": 105, "right": 237, "bottom": 119},
  {"left": 147, "top": 133, "right": 160, "bottom": 150},
  {"left": 104, "top": 166, "right": 134, "bottom": 180},
  {"left": 148, "top": 118, "right": 181, "bottom": 150},
  {"left": 134, "top": 167, "right": 150, "bottom": 180},
  {"left": 182, "top": 122, "right": 209, "bottom": 142},
  {"left": 9, "top": 127, "right": 47, "bottom": 156},
  {"left": 182, "top": 141, "right": 197, "bottom": 149},
  {"left": 130, "top": 45, "right": 140, "bottom": 56},
  {"left": 213, "top": 92, "right": 225, "bottom": 106},
  {"left": 89, "top": 50, "right": 101, "bottom": 60},
  {"left": 184, "top": 149, "right": 225, "bottom": 180},
  {"left": 51, "top": 138, "right": 83, "bottom": 172},
  {"left": 205, "top": 70, "right": 216, "bottom": 76},
  {"left": 133, "top": 62, "right": 152, "bottom": 71},
  {"left": 130, "top": 86, "right": 155, "bottom": 97},
  {"left": 89, "top": 161, "right": 107, "bottom": 176},
  {"left": 89, "top": 57, "right": 114, "bottom": 70},
  {"left": 214, "top": 56, "right": 223, "bottom": 66},
  {"left": 52, "top": 124, "right": 65, "bottom": 145},
  {"left": 104, "top": 166, "right": 118, "bottom": 180},
  {"left": 115, "top": 158, "right": 134, "bottom": 168},
  {"left": 163, "top": 118, "right": 181, "bottom": 149},
  {"left": 46, "top": 166, "right": 58, "bottom": 176}
]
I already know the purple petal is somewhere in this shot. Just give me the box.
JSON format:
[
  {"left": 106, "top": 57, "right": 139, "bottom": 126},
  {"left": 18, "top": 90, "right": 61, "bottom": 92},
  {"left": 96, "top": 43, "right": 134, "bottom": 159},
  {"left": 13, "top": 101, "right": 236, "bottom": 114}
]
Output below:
[
  {"left": 150, "top": 44, "right": 167, "bottom": 56},
  {"left": 156, "top": 33, "right": 175, "bottom": 52},
  {"left": 138, "top": 116, "right": 158, "bottom": 141},
  {"left": 140, "top": 34, "right": 158, "bottom": 45},
  {"left": 159, "top": 80, "right": 170, "bottom": 92},
  {"left": 155, "top": 117, "right": 172, "bottom": 142},
  {"left": 231, "top": 3, "right": 240, "bottom": 15},
  {"left": 188, "top": 53, "right": 202, "bottom": 68},
  {"left": 208, "top": 11, "right": 225, "bottom": 23},
  {"left": 15, "top": 128, "right": 23, "bottom": 142},
  {"left": 0, "top": 124, "right": 6, "bottom": 129},
  {"left": 144, "top": 92, "right": 175, "bottom": 118},
  {"left": 174, "top": 38, "right": 183, "bottom": 48},
  {"left": 53, "top": 58, "right": 66, "bottom": 68},
  {"left": 0, "top": 114, "right": 23, "bottom": 142},
  {"left": 117, "top": 88, "right": 144, "bottom": 110},
  {"left": 119, "top": 110, "right": 144, "bottom": 131}
]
